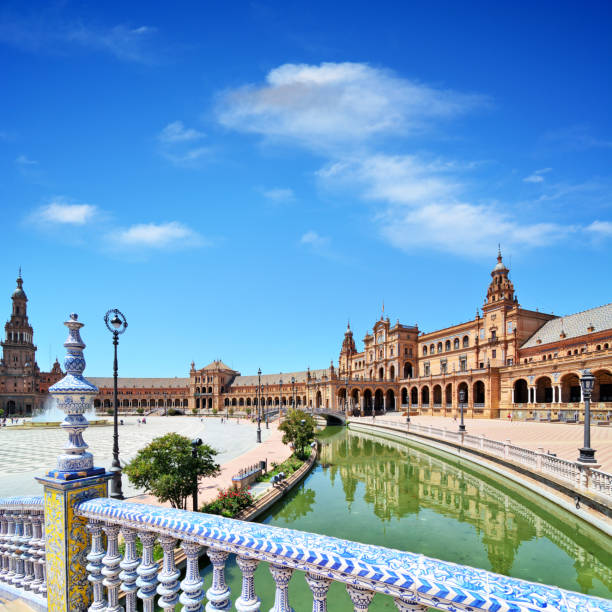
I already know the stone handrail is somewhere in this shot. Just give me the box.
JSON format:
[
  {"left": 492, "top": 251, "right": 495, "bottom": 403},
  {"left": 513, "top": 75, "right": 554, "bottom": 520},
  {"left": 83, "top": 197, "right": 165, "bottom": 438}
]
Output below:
[
  {"left": 0, "top": 496, "right": 47, "bottom": 604},
  {"left": 361, "top": 418, "right": 612, "bottom": 503},
  {"left": 76, "top": 496, "right": 612, "bottom": 612}
]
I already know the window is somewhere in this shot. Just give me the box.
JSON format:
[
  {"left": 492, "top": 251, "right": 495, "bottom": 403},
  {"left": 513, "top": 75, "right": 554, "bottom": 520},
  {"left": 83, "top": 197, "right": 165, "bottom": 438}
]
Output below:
[
  {"left": 507, "top": 358, "right": 514, "bottom": 366},
  {"left": 424, "top": 363, "right": 430, "bottom": 376},
  {"left": 507, "top": 322, "right": 513, "bottom": 334},
  {"left": 479, "top": 329, "right": 485, "bottom": 340},
  {"left": 492, "top": 350, "right": 496, "bottom": 358},
  {"left": 460, "top": 358, "right": 467, "bottom": 372},
  {"left": 463, "top": 335, "right": 470, "bottom": 348},
  {"left": 440, "top": 360, "right": 447, "bottom": 374},
  {"left": 390, "top": 347, "right": 394, "bottom": 356},
  {"left": 437, "top": 342, "right": 443, "bottom": 353},
  {"left": 491, "top": 330, "right": 496, "bottom": 340},
  {"left": 454, "top": 338, "right": 460, "bottom": 350},
  {"left": 445, "top": 340, "right": 451, "bottom": 351},
  {"left": 423, "top": 346, "right": 428, "bottom": 356}
]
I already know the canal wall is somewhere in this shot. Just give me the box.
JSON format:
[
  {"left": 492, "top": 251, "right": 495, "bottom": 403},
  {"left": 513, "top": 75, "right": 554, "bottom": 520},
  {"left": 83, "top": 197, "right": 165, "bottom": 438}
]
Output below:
[{"left": 349, "top": 420, "right": 612, "bottom": 537}]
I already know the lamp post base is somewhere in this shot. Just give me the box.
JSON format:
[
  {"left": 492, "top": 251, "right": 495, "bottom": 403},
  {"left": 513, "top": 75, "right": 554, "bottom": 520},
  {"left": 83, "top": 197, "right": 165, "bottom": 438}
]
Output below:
[
  {"left": 257, "top": 428, "right": 262, "bottom": 443},
  {"left": 458, "top": 424, "right": 466, "bottom": 432},
  {"left": 577, "top": 447, "right": 597, "bottom": 464},
  {"left": 109, "top": 465, "right": 124, "bottom": 500}
]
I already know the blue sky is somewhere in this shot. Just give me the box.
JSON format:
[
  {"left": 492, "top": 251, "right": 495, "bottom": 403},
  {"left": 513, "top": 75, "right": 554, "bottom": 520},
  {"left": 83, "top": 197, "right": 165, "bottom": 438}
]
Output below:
[{"left": 1, "top": 1, "right": 611, "bottom": 377}]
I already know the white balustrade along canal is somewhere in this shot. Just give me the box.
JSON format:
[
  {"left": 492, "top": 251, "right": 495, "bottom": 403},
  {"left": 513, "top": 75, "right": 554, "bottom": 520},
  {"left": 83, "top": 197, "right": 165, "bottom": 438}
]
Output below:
[
  {"left": 74, "top": 496, "right": 611, "bottom": 612},
  {"left": 1, "top": 313, "right": 612, "bottom": 610},
  {"left": 0, "top": 496, "right": 47, "bottom": 609},
  {"left": 355, "top": 417, "right": 612, "bottom": 503}
]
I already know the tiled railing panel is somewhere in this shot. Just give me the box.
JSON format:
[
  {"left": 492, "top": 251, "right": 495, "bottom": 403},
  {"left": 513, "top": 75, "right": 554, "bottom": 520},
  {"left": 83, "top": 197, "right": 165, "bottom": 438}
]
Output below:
[{"left": 77, "top": 497, "right": 612, "bottom": 612}]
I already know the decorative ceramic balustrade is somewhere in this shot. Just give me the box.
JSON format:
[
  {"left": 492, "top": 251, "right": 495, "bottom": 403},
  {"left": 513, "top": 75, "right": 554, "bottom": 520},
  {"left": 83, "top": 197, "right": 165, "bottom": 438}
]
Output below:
[
  {"left": 76, "top": 497, "right": 612, "bottom": 612},
  {"left": 0, "top": 496, "right": 47, "bottom": 605},
  {"left": 359, "top": 418, "right": 612, "bottom": 503}
]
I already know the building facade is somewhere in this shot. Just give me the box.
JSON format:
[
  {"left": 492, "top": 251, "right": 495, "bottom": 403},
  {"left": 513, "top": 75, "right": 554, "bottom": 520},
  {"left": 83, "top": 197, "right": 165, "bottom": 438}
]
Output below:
[
  {"left": 0, "top": 272, "right": 63, "bottom": 416},
  {"left": 5, "top": 254, "right": 611, "bottom": 421}
]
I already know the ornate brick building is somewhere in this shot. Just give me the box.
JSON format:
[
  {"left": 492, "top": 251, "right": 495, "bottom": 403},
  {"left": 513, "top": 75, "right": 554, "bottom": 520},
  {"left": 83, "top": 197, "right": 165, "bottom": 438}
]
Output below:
[
  {"left": 0, "top": 272, "right": 63, "bottom": 416},
  {"left": 184, "top": 250, "right": 612, "bottom": 422}
]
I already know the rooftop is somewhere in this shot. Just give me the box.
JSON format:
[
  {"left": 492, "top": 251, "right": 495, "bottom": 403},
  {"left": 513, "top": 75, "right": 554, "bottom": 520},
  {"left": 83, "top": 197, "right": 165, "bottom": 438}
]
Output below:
[
  {"left": 88, "top": 377, "right": 189, "bottom": 389},
  {"left": 521, "top": 302, "right": 612, "bottom": 349},
  {"left": 231, "top": 368, "right": 331, "bottom": 387}
]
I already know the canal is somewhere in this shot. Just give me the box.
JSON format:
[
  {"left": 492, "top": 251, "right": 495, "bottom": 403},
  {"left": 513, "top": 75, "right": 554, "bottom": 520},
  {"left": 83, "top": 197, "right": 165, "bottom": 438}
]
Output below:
[{"left": 201, "top": 425, "right": 612, "bottom": 609}]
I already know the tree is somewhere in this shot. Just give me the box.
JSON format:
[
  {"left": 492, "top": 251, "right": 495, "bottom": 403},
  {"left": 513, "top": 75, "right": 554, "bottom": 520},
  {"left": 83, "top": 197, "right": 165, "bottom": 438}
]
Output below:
[
  {"left": 279, "top": 409, "right": 316, "bottom": 459},
  {"left": 124, "top": 433, "right": 220, "bottom": 509}
]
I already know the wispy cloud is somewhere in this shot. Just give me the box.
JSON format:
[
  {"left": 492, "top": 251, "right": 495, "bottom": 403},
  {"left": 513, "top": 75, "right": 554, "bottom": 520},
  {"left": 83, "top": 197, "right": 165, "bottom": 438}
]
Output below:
[
  {"left": 16, "top": 154, "right": 38, "bottom": 165},
  {"left": 158, "top": 121, "right": 205, "bottom": 143},
  {"left": 0, "top": 11, "right": 157, "bottom": 63},
  {"left": 262, "top": 187, "right": 295, "bottom": 202},
  {"left": 586, "top": 220, "right": 612, "bottom": 238},
  {"left": 113, "top": 222, "right": 205, "bottom": 249},
  {"left": 523, "top": 167, "right": 551, "bottom": 183},
  {"left": 541, "top": 124, "right": 612, "bottom": 152},
  {"left": 33, "top": 200, "right": 98, "bottom": 225},
  {"left": 161, "top": 147, "right": 210, "bottom": 167},
  {"left": 217, "top": 62, "right": 486, "bottom": 151},
  {"left": 218, "top": 62, "right": 607, "bottom": 258}
]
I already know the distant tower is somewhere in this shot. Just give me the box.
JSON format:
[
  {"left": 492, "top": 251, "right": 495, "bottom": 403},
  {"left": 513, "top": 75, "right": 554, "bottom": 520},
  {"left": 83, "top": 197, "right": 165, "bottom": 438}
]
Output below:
[
  {"left": 339, "top": 322, "right": 356, "bottom": 373},
  {"left": 1, "top": 270, "right": 37, "bottom": 373},
  {"left": 484, "top": 247, "right": 515, "bottom": 308}
]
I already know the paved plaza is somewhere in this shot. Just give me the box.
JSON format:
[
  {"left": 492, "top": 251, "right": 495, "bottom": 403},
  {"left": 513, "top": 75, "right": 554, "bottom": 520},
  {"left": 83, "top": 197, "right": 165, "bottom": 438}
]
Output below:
[{"left": 0, "top": 416, "right": 270, "bottom": 498}]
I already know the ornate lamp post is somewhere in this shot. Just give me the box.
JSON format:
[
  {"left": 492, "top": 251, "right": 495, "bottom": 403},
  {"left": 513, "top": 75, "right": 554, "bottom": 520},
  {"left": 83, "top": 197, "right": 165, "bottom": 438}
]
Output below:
[
  {"left": 458, "top": 388, "right": 466, "bottom": 432},
  {"left": 104, "top": 308, "right": 127, "bottom": 500},
  {"left": 257, "top": 368, "right": 262, "bottom": 443},
  {"left": 191, "top": 438, "right": 203, "bottom": 510},
  {"left": 279, "top": 377, "right": 283, "bottom": 416},
  {"left": 291, "top": 376, "right": 296, "bottom": 411},
  {"left": 578, "top": 369, "right": 597, "bottom": 463}
]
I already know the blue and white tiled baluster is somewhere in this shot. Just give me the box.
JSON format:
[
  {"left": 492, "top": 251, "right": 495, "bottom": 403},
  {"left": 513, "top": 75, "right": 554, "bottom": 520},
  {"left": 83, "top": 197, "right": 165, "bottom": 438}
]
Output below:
[
  {"left": 5, "top": 512, "right": 15, "bottom": 583},
  {"left": 0, "top": 511, "right": 8, "bottom": 582},
  {"left": 305, "top": 572, "right": 332, "bottom": 612},
  {"left": 20, "top": 513, "right": 34, "bottom": 590},
  {"left": 120, "top": 528, "right": 140, "bottom": 612},
  {"left": 86, "top": 520, "right": 107, "bottom": 611},
  {"left": 393, "top": 597, "right": 428, "bottom": 611},
  {"left": 346, "top": 584, "right": 375, "bottom": 611},
  {"left": 205, "top": 547, "right": 231, "bottom": 611},
  {"left": 268, "top": 564, "right": 295, "bottom": 612},
  {"left": 137, "top": 532, "right": 159, "bottom": 612},
  {"left": 179, "top": 541, "right": 204, "bottom": 612},
  {"left": 11, "top": 512, "right": 24, "bottom": 587},
  {"left": 157, "top": 535, "right": 181, "bottom": 611},
  {"left": 30, "top": 513, "right": 43, "bottom": 594},
  {"left": 235, "top": 555, "right": 261, "bottom": 612},
  {"left": 38, "top": 516, "right": 46, "bottom": 598},
  {"left": 101, "top": 523, "right": 123, "bottom": 612}
]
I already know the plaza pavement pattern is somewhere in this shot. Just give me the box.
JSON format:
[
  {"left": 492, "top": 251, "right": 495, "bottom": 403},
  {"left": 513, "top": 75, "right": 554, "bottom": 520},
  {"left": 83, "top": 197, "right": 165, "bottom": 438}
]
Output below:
[
  {"left": 0, "top": 416, "right": 271, "bottom": 498},
  {"left": 376, "top": 413, "right": 612, "bottom": 473}
]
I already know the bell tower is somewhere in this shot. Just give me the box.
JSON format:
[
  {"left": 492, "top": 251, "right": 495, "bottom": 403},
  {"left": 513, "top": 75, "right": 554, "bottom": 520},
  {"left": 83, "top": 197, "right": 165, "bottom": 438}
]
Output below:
[
  {"left": 1, "top": 270, "right": 37, "bottom": 374},
  {"left": 484, "top": 247, "right": 515, "bottom": 309},
  {"left": 339, "top": 322, "right": 356, "bottom": 374}
]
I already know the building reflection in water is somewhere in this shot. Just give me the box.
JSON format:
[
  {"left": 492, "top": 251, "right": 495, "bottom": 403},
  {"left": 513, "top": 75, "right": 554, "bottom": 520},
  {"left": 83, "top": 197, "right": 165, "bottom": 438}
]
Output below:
[{"left": 317, "top": 429, "right": 612, "bottom": 592}]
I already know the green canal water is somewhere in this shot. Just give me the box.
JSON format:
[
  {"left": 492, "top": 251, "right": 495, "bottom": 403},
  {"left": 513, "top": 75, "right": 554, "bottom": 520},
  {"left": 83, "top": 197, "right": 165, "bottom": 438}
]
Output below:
[{"left": 200, "top": 425, "right": 612, "bottom": 609}]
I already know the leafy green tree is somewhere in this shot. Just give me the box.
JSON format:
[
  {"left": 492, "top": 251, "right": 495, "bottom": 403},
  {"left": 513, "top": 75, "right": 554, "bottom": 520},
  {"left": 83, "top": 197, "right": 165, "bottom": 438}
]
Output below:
[
  {"left": 279, "top": 409, "right": 316, "bottom": 459},
  {"left": 124, "top": 433, "right": 220, "bottom": 509}
]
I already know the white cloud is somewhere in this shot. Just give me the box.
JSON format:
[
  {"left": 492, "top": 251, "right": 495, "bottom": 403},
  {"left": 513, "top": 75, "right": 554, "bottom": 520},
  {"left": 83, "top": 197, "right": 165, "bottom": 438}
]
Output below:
[
  {"left": 114, "top": 222, "right": 204, "bottom": 249},
  {"left": 586, "top": 220, "right": 612, "bottom": 237},
  {"left": 523, "top": 168, "right": 551, "bottom": 183},
  {"left": 16, "top": 154, "right": 38, "bottom": 165},
  {"left": 35, "top": 201, "right": 98, "bottom": 225},
  {"left": 158, "top": 121, "right": 205, "bottom": 143},
  {"left": 300, "top": 230, "right": 328, "bottom": 247},
  {"left": 380, "top": 202, "right": 571, "bottom": 256},
  {"left": 161, "top": 147, "right": 209, "bottom": 166},
  {"left": 262, "top": 187, "right": 295, "bottom": 202},
  {"left": 217, "top": 62, "right": 485, "bottom": 150}
]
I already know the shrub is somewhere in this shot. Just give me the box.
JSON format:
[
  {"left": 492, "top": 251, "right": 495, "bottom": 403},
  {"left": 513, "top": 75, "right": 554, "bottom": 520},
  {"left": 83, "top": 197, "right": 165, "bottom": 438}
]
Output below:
[
  {"left": 246, "top": 407, "right": 252, "bottom": 416},
  {"left": 212, "top": 407, "right": 218, "bottom": 415},
  {"left": 191, "top": 407, "right": 198, "bottom": 415},
  {"left": 136, "top": 407, "right": 144, "bottom": 415},
  {"left": 201, "top": 486, "right": 254, "bottom": 517},
  {"left": 106, "top": 409, "right": 113, "bottom": 416},
  {"left": 167, "top": 408, "right": 183, "bottom": 416}
]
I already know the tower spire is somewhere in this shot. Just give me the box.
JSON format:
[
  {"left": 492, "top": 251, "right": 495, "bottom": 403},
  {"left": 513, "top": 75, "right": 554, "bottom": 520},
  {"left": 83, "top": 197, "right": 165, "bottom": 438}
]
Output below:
[{"left": 497, "top": 244, "right": 502, "bottom": 262}]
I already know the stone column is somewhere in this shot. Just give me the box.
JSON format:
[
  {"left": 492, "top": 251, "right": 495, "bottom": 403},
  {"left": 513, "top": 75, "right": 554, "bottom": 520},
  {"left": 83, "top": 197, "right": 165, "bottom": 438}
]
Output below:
[{"left": 35, "top": 314, "right": 112, "bottom": 612}]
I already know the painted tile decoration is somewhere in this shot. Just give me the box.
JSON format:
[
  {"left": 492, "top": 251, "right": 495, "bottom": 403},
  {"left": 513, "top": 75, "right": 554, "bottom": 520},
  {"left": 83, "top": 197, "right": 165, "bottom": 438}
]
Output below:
[
  {"left": 0, "top": 496, "right": 43, "bottom": 510},
  {"left": 77, "top": 498, "right": 612, "bottom": 612}
]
